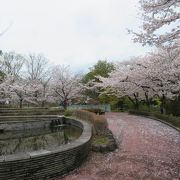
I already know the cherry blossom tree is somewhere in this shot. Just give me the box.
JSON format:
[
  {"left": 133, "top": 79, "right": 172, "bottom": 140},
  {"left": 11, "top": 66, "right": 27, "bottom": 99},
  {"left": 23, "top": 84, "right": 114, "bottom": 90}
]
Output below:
[
  {"left": 146, "top": 47, "right": 180, "bottom": 112},
  {"left": 0, "top": 75, "right": 51, "bottom": 108},
  {"left": 51, "top": 65, "right": 83, "bottom": 109},
  {"left": 130, "top": 0, "right": 180, "bottom": 47},
  {"left": 38, "top": 78, "right": 52, "bottom": 107},
  {"left": 25, "top": 53, "right": 49, "bottom": 81},
  {"left": 28, "top": 79, "right": 53, "bottom": 107},
  {"left": 95, "top": 47, "right": 180, "bottom": 112},
  {"left": 24, "top": 53, "right": 52, "bottom": 106},
  {"left": 95, "top": 59, "right": 148, "bottom": 109},
  {"left": 0, "top": 75, "right": 13, "bottom": 104},
  {"left": 9, "top": 78, "right": 40, "bottom": 108},
  {"left": 0, "top": 51, "right": 25, "bottom": 77}
]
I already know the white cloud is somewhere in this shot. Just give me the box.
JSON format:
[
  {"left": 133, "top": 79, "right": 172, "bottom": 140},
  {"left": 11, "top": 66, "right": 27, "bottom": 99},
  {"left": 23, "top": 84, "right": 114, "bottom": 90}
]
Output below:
[{"left": 0, "top": 0, "right": 152, "bottom": 72}]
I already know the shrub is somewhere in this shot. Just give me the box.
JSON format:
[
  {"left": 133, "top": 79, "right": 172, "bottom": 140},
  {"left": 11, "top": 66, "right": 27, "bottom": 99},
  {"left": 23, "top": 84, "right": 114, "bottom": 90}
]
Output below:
[
  {"left": 93, "top": 114, "right": 108, "bottom": 134},
  {"left": 0, "top": 107, "right": 64, "bottom": 116},
  {"left": 153, "top": 113, "right": 180, "bottom": 128},
  {"left": 128, "top": 109, "right": 150, "bottom": 116},
  {"left": 92, "top": 136, "right": 109, "bottom": 145},
  {"left": 83, "top": 108, "right": 105, "bottom": 115},
  {"left": 64, "top": 109, "right": 74, "bottom": 117},
  {"left": 73, "top": 109, "right": 108, "bottom": 134},
  {"left": 166, "top": 97, "right": 180, "bottom": 116},
  {"left": 128, "top": 109, "right": 180, "bottom": 129}
]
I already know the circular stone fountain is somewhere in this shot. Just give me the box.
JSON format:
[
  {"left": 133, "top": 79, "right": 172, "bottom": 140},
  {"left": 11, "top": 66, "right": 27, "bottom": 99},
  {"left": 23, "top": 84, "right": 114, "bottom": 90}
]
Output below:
[{"left": 0, "top": 116, "right": 92, "bottom": 180}]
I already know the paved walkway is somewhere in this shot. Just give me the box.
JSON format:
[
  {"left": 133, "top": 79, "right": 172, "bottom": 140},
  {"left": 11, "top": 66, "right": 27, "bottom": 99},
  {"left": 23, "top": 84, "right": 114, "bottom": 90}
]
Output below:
[{"left": 58, "top": 113, "right": 180, "bottom": 180}]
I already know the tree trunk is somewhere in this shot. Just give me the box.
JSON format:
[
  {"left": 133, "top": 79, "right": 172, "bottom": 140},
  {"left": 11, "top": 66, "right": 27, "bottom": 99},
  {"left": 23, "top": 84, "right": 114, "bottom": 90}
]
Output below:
[
  {"left": 41, "top": 101, "right": 45, "bottom": 107},
  {"left": 41, "top": 85, "right": 46, "bottom": 107},
  {"left": 19, "top": 98, "right": 23, "bottom": 108},
  {"left": 160, "top": 94, "right": 166, "bottom": 114},
  {"left": 63, "top": 100, "right": 68, "bottom": 110},
  {"left": 128, "top": 95, "right": 139, "bottom": 109},
  {"left": 145, "top": 92, "right": 150, "bottom": 107},
  {"left": 134, "top": 93, "right": 139, "bottom": 110}
]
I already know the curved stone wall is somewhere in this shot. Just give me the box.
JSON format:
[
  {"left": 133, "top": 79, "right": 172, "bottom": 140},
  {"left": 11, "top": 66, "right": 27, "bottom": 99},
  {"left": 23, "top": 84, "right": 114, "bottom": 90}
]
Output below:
[{"left": 0, "top": 117, "right": 92, "bottom": 180}]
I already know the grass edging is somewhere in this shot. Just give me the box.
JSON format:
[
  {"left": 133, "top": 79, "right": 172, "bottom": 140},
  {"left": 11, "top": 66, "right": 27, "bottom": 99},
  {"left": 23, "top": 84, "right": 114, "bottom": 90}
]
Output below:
[
  {"left": 129, "top": 110, "right": 180, "bottom": 132},
  {"left": 91, "top": 129, "right": 118, "bottom": 153},
  {"left": 148, "top": 116, "right": 180, "bottom": 132}
]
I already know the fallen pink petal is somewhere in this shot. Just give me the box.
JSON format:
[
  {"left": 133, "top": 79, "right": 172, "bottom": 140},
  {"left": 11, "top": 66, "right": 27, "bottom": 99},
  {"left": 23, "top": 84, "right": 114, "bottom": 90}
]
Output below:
[{"left": 58, "top": 113, "right": 180, "bottom": 180}]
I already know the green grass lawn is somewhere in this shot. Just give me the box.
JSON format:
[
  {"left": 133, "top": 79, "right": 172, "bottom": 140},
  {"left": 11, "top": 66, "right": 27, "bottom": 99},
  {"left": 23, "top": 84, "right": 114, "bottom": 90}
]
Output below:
[{"left": 92, "top": 136, "right": 109, "bottom": 145}]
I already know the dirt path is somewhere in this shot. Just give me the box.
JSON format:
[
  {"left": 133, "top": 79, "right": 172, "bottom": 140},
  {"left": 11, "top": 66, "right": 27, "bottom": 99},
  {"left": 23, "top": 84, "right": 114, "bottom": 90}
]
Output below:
[{"left": 58, "top": 113, "right": 180, "bottom": 180}]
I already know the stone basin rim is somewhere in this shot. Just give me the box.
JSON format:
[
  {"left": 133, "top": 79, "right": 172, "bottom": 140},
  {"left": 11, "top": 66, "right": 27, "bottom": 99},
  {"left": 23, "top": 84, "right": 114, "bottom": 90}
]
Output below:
[{"left": 0, "top": 116, "right": 92, "bottom": 162}]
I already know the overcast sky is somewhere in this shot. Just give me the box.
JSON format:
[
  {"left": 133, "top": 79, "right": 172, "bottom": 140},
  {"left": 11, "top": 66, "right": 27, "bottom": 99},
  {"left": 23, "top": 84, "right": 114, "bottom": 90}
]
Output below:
[{"left": 0, "top": 0, "right": 151, "bottom": 72}]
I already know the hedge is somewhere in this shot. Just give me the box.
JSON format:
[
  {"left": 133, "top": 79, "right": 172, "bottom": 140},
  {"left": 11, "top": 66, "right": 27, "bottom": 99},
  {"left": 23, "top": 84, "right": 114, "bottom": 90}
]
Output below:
[
  {"left": 82, "top": 108, "right": 105, "bottom": 115},
  {"left": 129, "top": 109, "right": 180, "bottom": 129},
  {"left": 0, "top": 108, "right": 64, "bottom": 116},
  {"left": 73, "top": 109, "right": 108, "bottom": 135}
]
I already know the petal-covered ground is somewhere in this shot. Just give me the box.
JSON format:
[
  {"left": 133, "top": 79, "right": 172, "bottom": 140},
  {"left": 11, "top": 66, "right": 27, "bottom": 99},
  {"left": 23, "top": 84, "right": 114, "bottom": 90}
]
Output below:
[{"left": 57, "top": 113, "right": 180, "bottom": 180}]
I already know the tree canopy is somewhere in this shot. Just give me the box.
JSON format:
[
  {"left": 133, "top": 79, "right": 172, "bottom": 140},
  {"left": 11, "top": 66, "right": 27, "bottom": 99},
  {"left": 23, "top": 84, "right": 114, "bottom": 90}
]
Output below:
[
  {"left": 82, "top": 60, "right": 115, "bottom": 83},
  {"left": 130, "top": 0, "right": 180, "bottom": 47}
]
